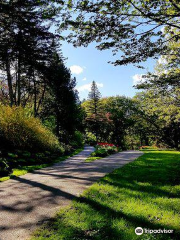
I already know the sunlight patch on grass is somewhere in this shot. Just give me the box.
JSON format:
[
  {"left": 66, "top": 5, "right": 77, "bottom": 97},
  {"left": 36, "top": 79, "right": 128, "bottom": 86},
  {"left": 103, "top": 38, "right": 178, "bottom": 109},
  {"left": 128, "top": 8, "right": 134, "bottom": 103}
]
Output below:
[{"left": 85, "top": 156, "right": 102, "bottom": 162}]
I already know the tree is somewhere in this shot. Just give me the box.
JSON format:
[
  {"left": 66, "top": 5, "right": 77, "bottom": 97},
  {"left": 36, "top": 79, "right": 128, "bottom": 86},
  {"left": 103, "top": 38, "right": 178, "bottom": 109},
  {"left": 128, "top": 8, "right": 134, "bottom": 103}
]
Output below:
[
  {"left": 88, "top": 81, "right": 102, "bottom": 115},
  {"left": 0, "top": 0, "right": 62, "bottom": 107},
  {"left": 135, "top": 25, "right": 180, "bottom": 93},
  {"left": 134, "top": 90, "right": 180, "bottom": 149},
  {"left": 83, "top": 95, "right": 154, "bottom": 149},
  {"left": 61, "top": 0, "right": 180, "bottom": 66},
  {"left": 85, "top": 81, "right": 106, "bottom": 140},
  {"left": 132, "top": 24, "right": 180, "bottom": 149},
  {"left": 40, "top": 51, "right": 82, "bottom": 143},
  {"left": 103, "top": 96, "right": 136, "bottom": 148}
]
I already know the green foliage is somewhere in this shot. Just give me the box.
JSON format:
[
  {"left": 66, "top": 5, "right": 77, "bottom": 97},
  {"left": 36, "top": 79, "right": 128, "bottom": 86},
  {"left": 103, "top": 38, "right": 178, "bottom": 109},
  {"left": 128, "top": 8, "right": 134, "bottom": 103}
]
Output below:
[
  {"left": 62, "top": 144, "right": 74, "bottom": 155},
  {"left": 103, "top": 96, "right": 135, "bottom": 148},
  {"left": 88, "top": 81, "right": 102, "bottom": 110},
  {"left": 0, "top": 147, "right": 62, "bottom": 177},
  {"left": 91, "top": 145, "right": 118, "bottom": 157},
  {"left": 0, "top": 157, "right": 11, "bottom": 177},
  {"left": 83, "top": 96, "right": 150, "bottom": 150},
  {"left": 0, "top": 148, "right": 83, "bottom": 182},
  {"left": 0, "top": 1, "right": 82, "bottom": 143},
  {"left": 134, "top": 91, "right": 180, "bottom": 149},
  {"left": 140, "top": 146, "right": 159, "bottom": 150},
  {"left": 133, "top": 26, "right": 180, "bottom": 149},
  {"left": 84, "top": 81, "right": 107, "bottom": 141},
  {"left": 0, "top": 105, "right": 63, "bottom": 153},
  {"left": 85, "top": 132, "right": 97, "bottom": 146},
  {"left": 124, "top": 135, "right": 141, "bottom": 150},
  {"left": 70, "top": 131, "right": 84, "bottom": 148},
  {"left": 61, "top": 1, "right": 180, "bottom": 66},
  {"left": 41, "top": 53, "right": 82, "bottom": 143},
  {"left": 32, "top": 150, "right": 180, "bottom": 240},
  {"left": 0, "top": 0, "right": 59, "bottom": 107},
  {"left": 85, "top": 156, "right": 102, "bottom": 162},
  {"left": 91, "top": 149, "right": 108, "bottom": 157}
]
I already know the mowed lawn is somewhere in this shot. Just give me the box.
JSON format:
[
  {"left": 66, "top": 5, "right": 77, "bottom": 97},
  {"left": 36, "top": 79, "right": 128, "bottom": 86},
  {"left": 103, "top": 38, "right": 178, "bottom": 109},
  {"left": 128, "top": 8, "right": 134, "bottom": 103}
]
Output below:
[{"left": 32, "top": 150, "right": 180, "bottom": 240}]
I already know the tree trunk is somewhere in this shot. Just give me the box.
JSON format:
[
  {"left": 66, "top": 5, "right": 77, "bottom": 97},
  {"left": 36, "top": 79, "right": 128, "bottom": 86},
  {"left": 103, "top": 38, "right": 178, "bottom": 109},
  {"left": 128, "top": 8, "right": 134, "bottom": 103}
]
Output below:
[
  {"left": 56, "top": 108, "right": 60, "bottom": 138},
  {"left": 17, "top": 56, "right": 21, "bottom": 106},
  {"left": 5, "top": 58, "right": 14, "bottom": 106},
  {"left": 33, "top": 72, "right": 37, "bottom": 116},
  {"left": 36, "top": 84, "right": 46, "bottom": 116}
]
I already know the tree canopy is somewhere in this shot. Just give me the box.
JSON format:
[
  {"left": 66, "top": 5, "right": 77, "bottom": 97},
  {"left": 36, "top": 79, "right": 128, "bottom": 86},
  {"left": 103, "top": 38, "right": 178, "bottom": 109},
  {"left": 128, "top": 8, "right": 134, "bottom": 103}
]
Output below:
[{"left": 61, "top": 0, "right": 180, "bottom": 66}]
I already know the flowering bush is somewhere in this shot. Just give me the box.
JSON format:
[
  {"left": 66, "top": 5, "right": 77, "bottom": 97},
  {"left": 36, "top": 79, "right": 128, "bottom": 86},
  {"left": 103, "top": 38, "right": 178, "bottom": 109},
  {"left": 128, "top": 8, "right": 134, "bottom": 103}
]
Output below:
[
  {"left": 97, "top": 142, "right": 115, "bottom": 147},
  {"left": 91, "top": 142, "right": 119, "bottom": 157}
]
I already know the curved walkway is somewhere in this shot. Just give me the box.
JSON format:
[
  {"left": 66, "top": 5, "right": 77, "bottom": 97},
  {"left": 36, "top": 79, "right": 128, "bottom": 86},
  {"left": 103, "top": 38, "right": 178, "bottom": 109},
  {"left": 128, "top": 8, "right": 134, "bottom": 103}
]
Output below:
[{"left": 0, "top": 146, "right": 143, "bottom": 240}]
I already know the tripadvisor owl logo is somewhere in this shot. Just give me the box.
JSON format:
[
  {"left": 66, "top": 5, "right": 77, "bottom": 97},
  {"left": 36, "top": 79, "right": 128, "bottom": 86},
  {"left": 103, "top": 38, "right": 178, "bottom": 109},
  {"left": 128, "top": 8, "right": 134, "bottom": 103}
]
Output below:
[{"left": 135, "top": 227, "right": 144, "bottom": 235}]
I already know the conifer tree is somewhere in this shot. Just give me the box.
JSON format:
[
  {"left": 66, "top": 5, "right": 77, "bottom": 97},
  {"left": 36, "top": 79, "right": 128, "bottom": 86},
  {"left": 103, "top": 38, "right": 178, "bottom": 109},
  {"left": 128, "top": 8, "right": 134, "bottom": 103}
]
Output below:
[
  {"left": 88, "top": 81, "right": 102, "bottom": 116},
  {"left": 86, "top": 81, "right": 104, "bottom": 141},
  {"left": 41, "top": 51, "right": 81, "bottom": 142},
  {"left": 0, "top": 0, "right": 60, "bottom": 106}
]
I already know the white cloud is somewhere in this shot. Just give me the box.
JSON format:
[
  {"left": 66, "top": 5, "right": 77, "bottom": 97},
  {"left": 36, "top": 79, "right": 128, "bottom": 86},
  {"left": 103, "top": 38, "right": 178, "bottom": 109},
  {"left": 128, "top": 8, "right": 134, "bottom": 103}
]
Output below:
[
  {"left": 77, "top": 82, "right": 104, "bottom": 92},
  {"left": 132, "top": 74, "right": 144, "bottom": 85},
  {"left": 77, "top": 83, "right": 91, "bottom": 92},
  {"left": 82, "top": 77, "right": 87, "bottom": 81},
  {"left": 70, "top": 65, "right": 84, "bottom": 75}
]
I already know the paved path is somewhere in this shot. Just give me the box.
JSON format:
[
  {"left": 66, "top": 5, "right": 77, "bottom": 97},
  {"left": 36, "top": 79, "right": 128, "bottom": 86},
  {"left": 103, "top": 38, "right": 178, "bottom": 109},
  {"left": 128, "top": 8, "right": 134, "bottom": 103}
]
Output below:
[{"left": 0, "top": 147, "right": 143, "bottom": 240}]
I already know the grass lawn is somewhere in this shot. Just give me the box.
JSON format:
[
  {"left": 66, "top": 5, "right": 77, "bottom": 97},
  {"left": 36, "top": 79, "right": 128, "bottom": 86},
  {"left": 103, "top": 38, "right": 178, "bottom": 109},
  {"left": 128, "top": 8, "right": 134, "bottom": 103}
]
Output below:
[
  {"left": 32, "top": 149, "right": 180, "bottom": 240},
  {"left": 0, "top": 148, "right": 83, "bottom": 182},
  {"left": 85, "top": 156, "right": 102, "bottom": 162}
]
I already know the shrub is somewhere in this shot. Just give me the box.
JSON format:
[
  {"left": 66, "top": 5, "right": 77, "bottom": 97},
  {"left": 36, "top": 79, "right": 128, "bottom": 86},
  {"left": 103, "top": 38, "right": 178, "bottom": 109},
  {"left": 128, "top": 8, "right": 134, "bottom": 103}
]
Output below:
[
  {"left": 91, "top": 143, "right": 118, "bottom": 157},
  {"left": 97, "top": 143, "right": 115, "bottom": 147},
  {"left": 70, "top": 131, "right": 84, "bottom": 148},
  {"left": 0, "top": 105, "right": 64, "bottom": 153},
  {"left": 0, "top": 157, "right": 12, "bottom": 176},
  {"left": 91, "top": 149, "right": 109, "bottom": 157},
  {"left": 85, "top": 132, "right": 97, "bottom": 145},
  {"left": 139, "top": 145, "right": 158, "bottom": 150}
]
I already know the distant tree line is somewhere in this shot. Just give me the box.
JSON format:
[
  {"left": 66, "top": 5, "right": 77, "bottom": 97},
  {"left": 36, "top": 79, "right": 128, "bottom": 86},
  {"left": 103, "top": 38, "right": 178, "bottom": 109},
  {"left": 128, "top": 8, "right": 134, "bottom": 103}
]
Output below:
[{"left": 83, "top": 81, "right": 180, "bottom": 150}]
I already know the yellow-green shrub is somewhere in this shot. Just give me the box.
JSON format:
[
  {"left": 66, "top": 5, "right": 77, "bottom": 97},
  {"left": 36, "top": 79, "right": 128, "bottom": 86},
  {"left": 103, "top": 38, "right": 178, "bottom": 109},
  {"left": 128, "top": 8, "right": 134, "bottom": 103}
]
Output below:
[{"left": 0, "top": 105, "right": 63, "bottom": 153}]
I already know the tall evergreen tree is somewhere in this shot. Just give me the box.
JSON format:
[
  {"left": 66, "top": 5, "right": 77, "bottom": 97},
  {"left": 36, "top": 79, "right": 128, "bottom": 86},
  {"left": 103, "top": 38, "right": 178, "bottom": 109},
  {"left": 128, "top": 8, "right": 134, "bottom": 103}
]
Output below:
[
  {"left": 41, "top": 51, "right": 81, "bottom": 142},
  {"left": 0, "top": 0, "right": 84, "bottom": 144},
  {"left": 86, "top": 81, "right": 104, "bottom": 140},
  {"left": 88, "top": 81, "right": 102, "bottom": 115},
  {"left": 0, "top": 0, "right": 61, "bottom": 106}
]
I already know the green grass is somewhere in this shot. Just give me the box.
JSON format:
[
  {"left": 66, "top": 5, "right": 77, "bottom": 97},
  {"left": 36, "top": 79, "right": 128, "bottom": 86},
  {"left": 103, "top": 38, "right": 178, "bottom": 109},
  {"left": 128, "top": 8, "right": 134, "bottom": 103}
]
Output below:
[
  {"left": 32, "top": 149, "right": 180, "bottom": 240},
  {"left": 85, "top": 156, "right": 102, "bottom": 162},
  {"left": 0, "top": 148, "right": 83, "bottom": 182}
]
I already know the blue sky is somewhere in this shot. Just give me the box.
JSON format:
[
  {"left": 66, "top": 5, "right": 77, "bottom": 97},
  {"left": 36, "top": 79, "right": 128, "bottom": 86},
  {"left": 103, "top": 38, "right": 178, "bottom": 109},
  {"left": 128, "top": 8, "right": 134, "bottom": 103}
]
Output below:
[{"left": 61, "top": 41, "right": 157, "bottom": 100}]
